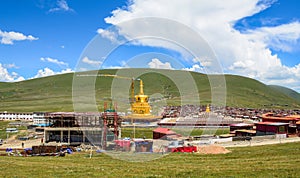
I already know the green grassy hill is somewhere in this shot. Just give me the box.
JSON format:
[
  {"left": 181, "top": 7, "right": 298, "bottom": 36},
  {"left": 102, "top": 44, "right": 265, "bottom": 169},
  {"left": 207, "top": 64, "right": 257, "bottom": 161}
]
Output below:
[
  {"left": 225, "top": 74, "right": 300, "bottom": 108},
  {"left": 269, "top": 85, "right": 300, "bottom": 103},
  {"left": 0, "top": 69, "right": 299, "bottom": 112}
]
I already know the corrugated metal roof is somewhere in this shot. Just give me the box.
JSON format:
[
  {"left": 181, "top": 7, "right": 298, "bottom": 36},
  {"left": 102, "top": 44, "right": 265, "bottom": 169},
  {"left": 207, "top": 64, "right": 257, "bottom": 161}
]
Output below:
[{"left": 255, "top": 122, "right": 289, "bottom": 126}]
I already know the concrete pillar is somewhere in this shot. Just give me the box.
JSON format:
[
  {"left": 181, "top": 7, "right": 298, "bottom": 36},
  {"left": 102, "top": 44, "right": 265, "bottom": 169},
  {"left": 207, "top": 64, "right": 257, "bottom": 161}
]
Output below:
[
  {"left": 68, "top": 129, "right": 70, "bottom": 144},
  {"left": 119, "top": 128, "right": 121, "bottom": 139},
  {"left": 83, "top": 131, "right": 85, "bottom": 143},
  {"left": 43, "top": 130, "right": 46, "bottom": 143},
  {"left": 60, "top": 130, "right": 63, "bottom": 143}
]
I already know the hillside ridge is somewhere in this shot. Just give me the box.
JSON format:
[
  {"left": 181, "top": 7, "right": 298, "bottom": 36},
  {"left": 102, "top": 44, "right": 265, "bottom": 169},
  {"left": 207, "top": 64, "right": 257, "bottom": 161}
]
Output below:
[{"left": 0, "top": 69, "right": 299, "bottom": 112}]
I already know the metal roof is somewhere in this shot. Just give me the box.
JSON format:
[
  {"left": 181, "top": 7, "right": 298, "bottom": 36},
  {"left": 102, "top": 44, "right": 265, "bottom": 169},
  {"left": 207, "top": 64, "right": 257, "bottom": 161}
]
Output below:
[
  {"left": 46, "top": 112, "right": 102, "bottom": 117},
  {"left": 255, "top": 122, "right": 289, "bottom": 126},
  {"left": 153, "top": 127, "right": 176, "bottom": 134},
  {"left": 262, "top": 113, "right": 300, "bottom": 121},
  {"left": 229, "top": 123, "right": 253, "bottom": 127}
]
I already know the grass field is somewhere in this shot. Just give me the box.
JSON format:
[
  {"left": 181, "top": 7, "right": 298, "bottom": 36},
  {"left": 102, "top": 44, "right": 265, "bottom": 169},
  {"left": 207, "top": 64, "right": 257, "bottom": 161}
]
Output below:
[
  {"left": 0, "top": 142, "right": 299, "bottom": 177},
  {"left": 0, "top": 121, "right": 28, "bottom": 140},
  {"left": 0, "top": 121, "right": 10, "bottom": 139},
  {"left": 121, "top": 127, "right": 230, "bottom": 138}
]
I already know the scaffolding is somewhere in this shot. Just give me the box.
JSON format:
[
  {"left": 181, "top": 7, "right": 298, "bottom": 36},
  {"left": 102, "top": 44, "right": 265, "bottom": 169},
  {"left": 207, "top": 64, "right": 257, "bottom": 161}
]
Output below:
[
  {"left": 101, "top": 102, "right": 122, "bottom": 149},
  {"left": 44, "top": 109, "right": 122, "bottom": 149}
]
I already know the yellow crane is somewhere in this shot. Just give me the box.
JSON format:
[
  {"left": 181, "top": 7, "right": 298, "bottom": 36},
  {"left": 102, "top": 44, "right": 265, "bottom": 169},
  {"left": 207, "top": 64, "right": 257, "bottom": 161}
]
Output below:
[
  {"left": 96, "top": 74, "right": 136, "bottom": 105},
  {"left": 76, "top": 73, "right": 151, "bottom": 116}
]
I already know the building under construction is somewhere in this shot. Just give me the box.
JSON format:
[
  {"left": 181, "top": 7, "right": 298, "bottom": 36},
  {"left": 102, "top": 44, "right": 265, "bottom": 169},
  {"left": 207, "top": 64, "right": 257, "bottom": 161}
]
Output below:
[{"left": 43, "top": 105, "right": 121, "bottom": 149}]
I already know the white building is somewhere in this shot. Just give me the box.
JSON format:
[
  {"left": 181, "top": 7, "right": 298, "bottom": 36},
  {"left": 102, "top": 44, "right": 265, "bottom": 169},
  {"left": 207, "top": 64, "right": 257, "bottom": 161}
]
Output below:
[
  {"left": 32, "top": 112, "right": 49, "bottom": 126},
  {"left": 0, "top": 112, "right": 33, "bottom": 121}
]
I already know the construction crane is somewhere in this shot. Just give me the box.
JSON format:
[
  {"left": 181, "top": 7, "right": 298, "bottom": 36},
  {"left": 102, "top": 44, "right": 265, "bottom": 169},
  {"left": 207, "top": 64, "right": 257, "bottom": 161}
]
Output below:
[
  {"left": 97, "top": 75, "right": 152, "bottom": 115},
  {"left": 76, "top": 73, "right": 136, "bottom": 105},
  {"left": 77, "top": 73, "right": 162, "bottom": 121}
]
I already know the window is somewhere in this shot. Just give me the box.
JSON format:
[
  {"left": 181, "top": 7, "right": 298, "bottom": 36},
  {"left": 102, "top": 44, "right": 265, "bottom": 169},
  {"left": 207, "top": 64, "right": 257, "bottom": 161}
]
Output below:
[{"left": 278, "top": 126, "right": 285, "bottom": 133}]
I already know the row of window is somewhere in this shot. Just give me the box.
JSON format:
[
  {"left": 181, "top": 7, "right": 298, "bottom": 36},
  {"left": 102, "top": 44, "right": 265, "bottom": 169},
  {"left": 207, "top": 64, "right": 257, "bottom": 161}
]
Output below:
[
  {"left": 0, "top": 118, "right": 32, "bottom": 120},
  {"left": 0, "top": 113, "right": 32, "bottom": 115}
]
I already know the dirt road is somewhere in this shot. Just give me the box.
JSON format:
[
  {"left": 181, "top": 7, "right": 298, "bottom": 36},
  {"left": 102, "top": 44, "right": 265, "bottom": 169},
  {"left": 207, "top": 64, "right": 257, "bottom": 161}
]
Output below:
[
  {"left": 0, "top": 137, "right": 42, "bottom": 149},
  {"left": 219, "top": 136, "right": 300, "bottom": 147}
]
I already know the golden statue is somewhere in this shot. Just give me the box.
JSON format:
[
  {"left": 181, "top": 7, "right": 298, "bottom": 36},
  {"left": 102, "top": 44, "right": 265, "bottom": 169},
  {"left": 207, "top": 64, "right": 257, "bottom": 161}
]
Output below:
[
  {"left": 205, "top": 104, "right": 210, "bottom": 113},
  {"left": 131, "top": 80, "right": 151, "bottom": 115}
]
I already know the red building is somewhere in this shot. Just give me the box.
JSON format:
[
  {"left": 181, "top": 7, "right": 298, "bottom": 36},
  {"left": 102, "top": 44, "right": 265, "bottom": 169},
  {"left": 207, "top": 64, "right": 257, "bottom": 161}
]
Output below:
[
  {"left": 261, "top": 113, "right": 300, "bottom": 124},
  {"left": 261, "top": 113, "right": 300, "bottom": 134},
  {"left": 153, "top": 127, "right": 177, "bottom": 139},
  {"left": 297, "top": 121, "right": 300, "bottom": 136},
  {"left": 255, "top": 122, "right": 289, "bottom": 136}
]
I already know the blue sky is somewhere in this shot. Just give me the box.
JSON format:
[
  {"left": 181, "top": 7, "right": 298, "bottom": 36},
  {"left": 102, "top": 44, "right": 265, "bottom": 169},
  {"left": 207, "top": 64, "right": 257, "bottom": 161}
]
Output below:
[
  {"left": 1, "top": 0, "right": 300, "bottom": 92},
  {"left": 0, "top": 0, "right": 127, "bottom": 79}
]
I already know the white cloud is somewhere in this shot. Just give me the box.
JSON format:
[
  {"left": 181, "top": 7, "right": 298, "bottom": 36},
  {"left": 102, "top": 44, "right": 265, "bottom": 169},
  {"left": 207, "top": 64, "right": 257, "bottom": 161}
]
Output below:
[
  {"left": 49, "top": 0, "right": 74, "bottom": 12},
  {"left": 229, "top": 60, "right": 255, "bottom": 70},
  {"left": 4, "top": 63, "right": 19, "bottom": 69},
  {"left": 104, "top": 66, "right": 125, "bottom": 69},
  {"left": 100, "top": 61, "right": 129, "bottom": 69},
  {"left": 40, "top": 57, "right": 68, "bottom": 67},
  {"left": 103, "top": 0, "right": 300, "bottom": 91},
  {"left": 34, "top": 68, "right": 56, "bottom": 78},
  {"left": 82, "top": 56, "right": 102, "bottom": 66},
  {"left": 32, "top": 67, "right": 73, "bottom": 79},
  {"left": 0, "top": 29, "right": 38, "bottom": 45},
  {"left": 182, "top": 58, "right": 212, "bottom": 73},
  {"left": 148, "top": 58, "right": 174, "bottom": 69},
  {"left": 97, "top": 28, "right": 121, "bottom": 44},
  {"left": 192, "top": 58, "right": 213, "bottom": 67},
  {"left": 0, "top": 63, "right": 24, "bottom": 82},
  {"left": 60, "top": 68, "right": 74, "bottom": 74},
  {"left": 246, "top": 22, "right": 300, "bottom": 52},
  {"left": 182, "top": 64, "right": 203, "bottom": 73}
]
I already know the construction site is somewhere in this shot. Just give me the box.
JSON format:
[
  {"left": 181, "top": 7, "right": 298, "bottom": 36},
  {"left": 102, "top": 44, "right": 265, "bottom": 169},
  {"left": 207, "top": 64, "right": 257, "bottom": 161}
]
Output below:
[{"left": 1, "top": 74, "right": 300, "bottom": 157}]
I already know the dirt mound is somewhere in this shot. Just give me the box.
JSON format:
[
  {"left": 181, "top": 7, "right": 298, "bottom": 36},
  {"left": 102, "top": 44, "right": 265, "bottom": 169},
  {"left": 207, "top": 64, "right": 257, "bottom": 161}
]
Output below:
[{"left": 197, "top": 145, "right": 231, "bottom": 154}]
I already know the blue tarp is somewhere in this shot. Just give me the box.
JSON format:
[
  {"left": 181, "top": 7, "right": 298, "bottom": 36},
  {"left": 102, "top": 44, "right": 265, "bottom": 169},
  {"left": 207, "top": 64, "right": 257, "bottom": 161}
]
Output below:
[
  {"left": 35, "top": 123, "right": 51, "bottom": 127},
  {"left": 6, "top": 148, "right": 13, "bottom": 152}
]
